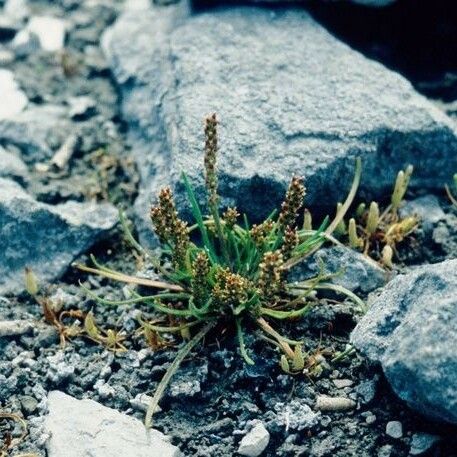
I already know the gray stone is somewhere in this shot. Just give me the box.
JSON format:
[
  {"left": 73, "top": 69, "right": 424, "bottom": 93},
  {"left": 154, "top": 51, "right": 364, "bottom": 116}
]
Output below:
[
  {"left": 354, "top": 378, "right": 377, "bottom": 404},
  {"left": 0, "top": 178, "right": 118, "bottom": 294},
  {"left": 291, "top": 245, "right": 386, "bottom": 293},
  {"left": 20, "top": 395, "right": 38, "bottom": 414},
  {"left": 378, "top": 445, "right": 393, "bottom": 457},
  {"left": 238, "top": 422, "right": 270, "bottom": 457},
  {"left": 0, "top": 104, "right": 73, "bottom": 162},
  {"left": 68, "top": 96, "right": 96, "bottom": 119},
  {"left": 130, "top": 393, "right": 161, "bottom": 413},
  {"left": 11, "top": 29, "right": 40, "bottom": 56},
  {"left": 4, "top": 0, "right": 30, "bottom": 22},
  {"left": 385, "top": 421, "right": 402, "bottom": 439},
  {"left": 27, "top": 16, "right": 66, "bottom": 52},
  {"left": 45, "top": 391, "right": 181, "bottom": 457},
  {"left": 351, "top": 259, "right": 457, "bottom": 424},
  {"left": 0, "top": 319, "right": 33, "bottom": 337},
  {"left": 409, "top": 433, "right": 440, "bottom": 456},
  {"left": 0, "top": 146, "right": 29, "bottom": 182},
  {"left": 270, "top": 399, "right": 319, "bottom": 431},
  {"left": 0, "top": 48, "right": 14, "bottom": 65},
  {"left": 332, "top": 379, "right": 353, "bottom": 389},
  {"left": 0, "top": 69, "right": 27, "bottom": 120},
  {"left": 103, "top": 4, "right": 457, "bottom": 246}
]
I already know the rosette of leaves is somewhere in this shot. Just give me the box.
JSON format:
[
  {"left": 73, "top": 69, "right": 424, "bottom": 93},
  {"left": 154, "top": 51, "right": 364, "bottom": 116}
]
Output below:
[{"left": 76, "top": 114, "right": 363, "bottom": 427}]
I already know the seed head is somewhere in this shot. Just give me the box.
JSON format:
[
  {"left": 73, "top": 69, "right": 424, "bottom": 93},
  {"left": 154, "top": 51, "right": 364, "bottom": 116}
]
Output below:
[
  {"left": 223, "top": 207, "right": 239, "bottom": 229},
  {"left": 250, "top": 220, "right": 274, "bottom": 246},
  {"left": 192, "top": 251, "right": 210, "bottom": 306},
  {"left": 150, "top": 186, "right": 189, "bottom": 267},
  {"left": 279, "top": 176, "right": 305, "bottom": 230},
  {"left": 258, "top": 250, "right": 284, "bottom": 299},
  {"left": 281, "top": 226, "right": 299, "bottom": 260},
  {"left": 172, "top": 219, "right": 189, "bottom": 269},
  {"left": 204, "top": 113, "right": 219, "bottom": 208},
  {"left": 212, "top": 268, "right": 250, "bottom": 311}
]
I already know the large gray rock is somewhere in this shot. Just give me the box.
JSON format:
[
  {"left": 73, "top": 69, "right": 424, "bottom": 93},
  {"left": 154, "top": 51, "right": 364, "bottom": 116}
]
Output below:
[
  {"left": 351, "top": 259, "right": 457, "bottom": 424},
  {"left": 103, "top": 3, "right": 457, "bottom": 245},
  {"left": 0, "top": 178, "right": 118, "bottom": 294},
  {"left": 45, "top": 391, "right": 181, "bottom": 457},
  {"left": 291, "top": 245, "right": 387, "bottom": 293}
]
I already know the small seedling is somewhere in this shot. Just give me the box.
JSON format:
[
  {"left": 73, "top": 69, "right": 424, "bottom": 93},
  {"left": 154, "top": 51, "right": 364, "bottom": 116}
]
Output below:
[
  {"left": 0, "top": 413, "right": 32, "bottom": 457},
  {"left": 76, "top": 114, "right": 365, "bottom": 427},
  {"left": 329, "top": 166, "right": 419, "bottom": 265},
  {"left": 25, "top": 268, "right": 127, "bottom": 352}
]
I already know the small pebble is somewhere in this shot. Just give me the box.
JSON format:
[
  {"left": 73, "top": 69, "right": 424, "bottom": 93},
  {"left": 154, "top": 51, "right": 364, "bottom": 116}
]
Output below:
[
  {"left": 332, "top": 379, "right": 353, "bottom": 389},
  {"left": 0, "top": 320, "right": 33, "bottom": 337},
  {"left": 238, "top": 422, "right": 270, "bottom": 457},
  {"left": 27, "top": 16, "right": 67, "bottom": 52},
  {"left": 20, "top": 395, "right": 38, "bottom": 415},
  {"left": 378, "top": 444, "right": 392, "bottom": 457},
  {"left": 409, "top": 433, "right": 440, "bottom": 456},
  {"left": 385, "top": 420, "right": 403, "bottom": 439}
]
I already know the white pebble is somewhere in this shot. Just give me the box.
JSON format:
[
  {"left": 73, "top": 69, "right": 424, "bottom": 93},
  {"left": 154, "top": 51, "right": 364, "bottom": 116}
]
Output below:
[{"left": 238, "top": 422, "right": 270, "bottom": 457}]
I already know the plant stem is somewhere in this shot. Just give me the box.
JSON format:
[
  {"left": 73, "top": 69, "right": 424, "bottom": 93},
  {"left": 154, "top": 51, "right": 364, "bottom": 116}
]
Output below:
[
  {"left": 256, "top": 317, "right": 295, "bottom": 359},
  {"left": 145, "top": 320, "right": 216, "bottom": 428},
  {"left": 236, "top": 318, "right": 255, "bottom": 365},
  {"left": 284, "top": 158, "right": 362, "bottom": 269},
  {"left": 74, "top": 264, "right": 184, "bottom": 292}
]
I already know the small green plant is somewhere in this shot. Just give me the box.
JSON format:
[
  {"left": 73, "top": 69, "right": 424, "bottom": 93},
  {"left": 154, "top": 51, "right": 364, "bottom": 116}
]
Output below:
[
  {"left": 76, "top": 114, "right": 364, "bottom": 427},
  {"left": 328, "top": 165, "right": 419, "bottom": 266},
  {"left": 445, "top": 173, "right": 457, "bottom": 207}
]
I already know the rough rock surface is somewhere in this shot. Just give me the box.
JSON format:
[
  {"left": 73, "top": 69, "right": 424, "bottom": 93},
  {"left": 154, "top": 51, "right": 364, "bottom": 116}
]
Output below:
[
  {"left": 0, "top": 145, "right": 29, "bottom": 182},
  {"left": 0, "top": 178, "right": 118, "bottom": 294},
  {"left": 0, "top": 104, "right": 73, "bottom": 161},
  {"left": 103, "top": 3, "right": 457, "bottom": 245},
  {"left": 291, "top": 245, "right": 387, "bottom": 293},
  {"left": 351, "top": 259, "right": 457, "bottom": 424},
  {"left": 45, "top": 391, "right": 181, "bottom": 457}
]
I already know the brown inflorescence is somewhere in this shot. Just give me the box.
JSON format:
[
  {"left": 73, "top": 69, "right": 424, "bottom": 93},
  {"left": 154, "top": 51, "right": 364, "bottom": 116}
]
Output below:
[
  {"left": 150, "top": 186, "right": 189, "bottom": 268},
  {"left": 278, "top": 176, "right": 306, "bottom": 230},
  {"left": 258, "top": 250, "right": 284, "bottom": 299},
  {"left": 204, "top": 113, "right": 219, "bottom": 208},
  {"left": 191, "top": 251, "right": 211, "bottom": 307},
  {"left": 281, "top": 226, "right": 299, "bottom": 260}
]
